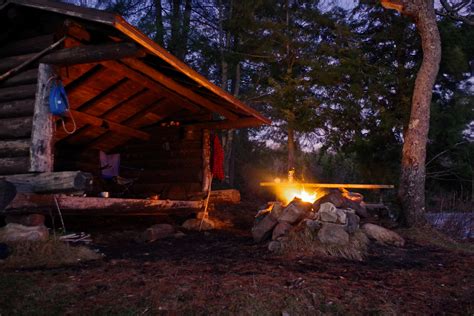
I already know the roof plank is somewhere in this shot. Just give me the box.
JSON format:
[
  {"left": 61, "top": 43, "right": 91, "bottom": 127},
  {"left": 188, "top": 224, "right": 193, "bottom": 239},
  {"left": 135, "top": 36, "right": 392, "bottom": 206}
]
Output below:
[{"left": 122, "top": 58, "right": 241, "bottom": 121}]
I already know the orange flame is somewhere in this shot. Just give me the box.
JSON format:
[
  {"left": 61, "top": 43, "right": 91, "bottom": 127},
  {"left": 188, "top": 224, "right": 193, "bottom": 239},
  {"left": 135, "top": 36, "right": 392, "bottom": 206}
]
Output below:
[{"left": 277, "top": 186, "right": 318, "bottom": 205}]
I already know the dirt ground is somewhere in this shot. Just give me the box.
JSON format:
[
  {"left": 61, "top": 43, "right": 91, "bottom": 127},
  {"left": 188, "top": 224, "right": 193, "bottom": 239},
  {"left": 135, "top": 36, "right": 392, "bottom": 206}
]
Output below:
[{"left": 1, "top": 203, "right": 473, "bottom": 315}]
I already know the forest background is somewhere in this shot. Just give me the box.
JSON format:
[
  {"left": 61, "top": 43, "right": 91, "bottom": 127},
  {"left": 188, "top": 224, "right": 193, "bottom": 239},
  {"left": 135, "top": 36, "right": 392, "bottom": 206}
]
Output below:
[{"left": 64, "top": 0, "right": 474, "bottom": 212}]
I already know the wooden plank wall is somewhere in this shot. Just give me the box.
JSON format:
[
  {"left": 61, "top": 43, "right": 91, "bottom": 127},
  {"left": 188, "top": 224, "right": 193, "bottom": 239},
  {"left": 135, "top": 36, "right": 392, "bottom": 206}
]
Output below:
[
  {"left": 53, "top": 126, "right": 204, "bottom": 200},
  {"left": 0, "top": 34, "right": 55, "bottom": 175},
  {"left": 119, "top": 126, "right": 204, "bottom": 200}
]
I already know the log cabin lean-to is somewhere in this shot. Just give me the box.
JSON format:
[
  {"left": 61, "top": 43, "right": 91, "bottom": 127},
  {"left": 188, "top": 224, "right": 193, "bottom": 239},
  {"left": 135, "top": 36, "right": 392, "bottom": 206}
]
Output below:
[{"left": 0, "top": 0, "right": 270, "bottom": 215}]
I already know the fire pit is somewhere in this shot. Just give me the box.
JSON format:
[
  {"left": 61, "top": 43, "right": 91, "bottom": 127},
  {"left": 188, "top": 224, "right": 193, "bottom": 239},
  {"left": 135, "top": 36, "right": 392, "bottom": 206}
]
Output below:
[{"left": 253, "top": 180, "right": 404, "bottom": 261}]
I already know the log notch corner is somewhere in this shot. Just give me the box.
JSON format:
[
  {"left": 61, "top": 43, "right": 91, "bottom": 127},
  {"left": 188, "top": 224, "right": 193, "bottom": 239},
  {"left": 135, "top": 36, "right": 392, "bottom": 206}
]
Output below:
[{"left": 29, "top": 63, "right": 54, "bottom": 172}]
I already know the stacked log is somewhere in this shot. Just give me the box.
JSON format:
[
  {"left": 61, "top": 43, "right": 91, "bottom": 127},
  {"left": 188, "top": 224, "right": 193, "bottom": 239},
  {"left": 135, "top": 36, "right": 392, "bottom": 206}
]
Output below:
[{"left": 0, "top": 34, "right": 52, "bottom": 176}]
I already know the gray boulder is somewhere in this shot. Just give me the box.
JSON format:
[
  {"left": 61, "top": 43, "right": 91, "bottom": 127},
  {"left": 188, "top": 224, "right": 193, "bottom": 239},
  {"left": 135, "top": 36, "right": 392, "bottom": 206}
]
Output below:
[
  {"left": 182, "top": 218, "right": 215, "bottom": 231},
  {"left": 143, "top": 224, "right": 175, "bottom": 242},
  {"left": 252, "top": 213, "right": 278, "bottom": 243},
  {"left": 304, "top": 219, "right": 322, "bottom": 232},
  {"left": 317, "top": 222, "right": 350, "bottom": 246},
  {"left": 318, "top": 202, "right": 338, "bottom": 223},
  {"left": 268, "top": 240, "right": 281, "bottom": 252},
  {"left": 272, "top": 221, "right": 292, "bottom": 240},
  {"left": 0, "top": 223, "right": 49, "bottom": 242},
  {"left": 344, "top": 210, "right": 360, "bottom": 234},
  {"left": 278, "top": 202, "right": 311, "bottom": 224},
  {"left": 361, "top": 223, "right": 405, "bottom": 247}
]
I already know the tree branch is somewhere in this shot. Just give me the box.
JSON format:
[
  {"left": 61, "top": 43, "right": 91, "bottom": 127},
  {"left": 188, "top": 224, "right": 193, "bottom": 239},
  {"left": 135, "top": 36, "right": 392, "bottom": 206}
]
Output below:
[{"left": 437, "top": 0, "right": 474, "bottom": 25}]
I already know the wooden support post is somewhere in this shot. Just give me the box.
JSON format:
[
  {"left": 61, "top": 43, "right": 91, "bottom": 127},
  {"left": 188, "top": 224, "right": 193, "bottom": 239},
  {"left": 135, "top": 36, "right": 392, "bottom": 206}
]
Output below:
[
  {"left": 29, "top": 64, "right": 54, "bottom": 172},
  {"left": 202, "top": 129, "right": 211, "bottom": 192}
]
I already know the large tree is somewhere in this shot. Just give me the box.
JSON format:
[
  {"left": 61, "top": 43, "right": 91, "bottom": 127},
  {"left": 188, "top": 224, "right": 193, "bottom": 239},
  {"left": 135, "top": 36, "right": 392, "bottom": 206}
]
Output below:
[{"left": 381, "top": 0, "right": 441, "bottom": 226}]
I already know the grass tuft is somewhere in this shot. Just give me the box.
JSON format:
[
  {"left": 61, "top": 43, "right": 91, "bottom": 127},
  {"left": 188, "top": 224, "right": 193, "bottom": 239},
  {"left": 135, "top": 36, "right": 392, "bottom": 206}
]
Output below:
[
  {"left": 281, "top": 227, "right": 369, "bottom": 261},
  {"left": 1, "top": 238, "right": 101, "bottom": 269}
]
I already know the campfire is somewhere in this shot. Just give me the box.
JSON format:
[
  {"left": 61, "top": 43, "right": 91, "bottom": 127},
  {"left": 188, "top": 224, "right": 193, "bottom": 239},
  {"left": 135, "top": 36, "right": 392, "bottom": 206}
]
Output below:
[{"left": 253, "top": 178, "right": 405, "bottom": 261}]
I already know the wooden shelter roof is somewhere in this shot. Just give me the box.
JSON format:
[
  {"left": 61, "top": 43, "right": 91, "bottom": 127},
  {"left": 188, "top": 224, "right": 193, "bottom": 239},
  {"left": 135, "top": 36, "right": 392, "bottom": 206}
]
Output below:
[{"left": 0, "top": 0, "right": 270, "bottom": 152}]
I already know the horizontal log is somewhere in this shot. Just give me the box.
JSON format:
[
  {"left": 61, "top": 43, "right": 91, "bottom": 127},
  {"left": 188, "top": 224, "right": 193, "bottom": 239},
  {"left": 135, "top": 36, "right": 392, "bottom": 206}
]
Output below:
[
  {"left": 0, "top": 156, "right": 29, "bottom": 175},
  {"left": 121, "top": 148, "right": 202, "bottom": 160},
  {"left": 0, "top": 34, "right": 55, "bottom": 58},
  {"left": 69, "top": 110, "right": 150, "bottom": 140},
  {"left": 259, "top": 182, "right": 395, "bottom": 189},
  {"left": 188, "top": 117, "right": 264, "bottom": 130},
  {"left": 0, "top": 84, "right": 37, "bottom": 102},
  {"left": 122, "top": 169, "right": 202, "bottom": 183},
  {"left": 0, "top": 116, "right": 33, "bottom": 138},
  {"left": 0, "top": 69, "right": 38, "bottom": 88},
  {"left": 121, "top": 158, "right": 202, "bottom": 169},
  {"left": 0, "top": 171, "right": 93, "bottom": 193},
  {"left": 209, "top": 189, "right": 241, "bottom": 205},
  {"left": 0, "top": 139, "right": 30, "bottom": 157},
  {"left": 5, "top": 194, "right": 204, "bottom": 216},
  {"left": 0, "top": 42, "right": 146, "bottom": 72},
  {"left": 131, "top": 182, "right": 202, "bottom": 196},
  {"left": 0, "top": 99, "right": 34, "bottom": 118}
]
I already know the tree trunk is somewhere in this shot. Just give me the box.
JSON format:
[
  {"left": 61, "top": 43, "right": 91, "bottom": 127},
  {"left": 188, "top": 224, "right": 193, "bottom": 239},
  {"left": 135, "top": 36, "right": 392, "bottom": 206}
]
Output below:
[
  {"left": 154, "top": 0, "right": 164, "bottom": 46},
  {"left": 177, "top": 0, "right": 192, "bottom": 60},
  {"left": 169, "top": 0, "right": 182, "bottom": 55},
  {"left": 287, "top": 126, "right": 295, "bottom": 171},
  {"left": 383, "top": 0, "right": 441, "bottom": 226}
]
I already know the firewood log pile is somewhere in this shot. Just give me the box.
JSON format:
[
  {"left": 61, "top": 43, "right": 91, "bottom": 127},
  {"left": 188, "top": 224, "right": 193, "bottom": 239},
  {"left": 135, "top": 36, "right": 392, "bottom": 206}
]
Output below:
[{"left": 252, "top": 189, "right": 405, "bottom": 261}]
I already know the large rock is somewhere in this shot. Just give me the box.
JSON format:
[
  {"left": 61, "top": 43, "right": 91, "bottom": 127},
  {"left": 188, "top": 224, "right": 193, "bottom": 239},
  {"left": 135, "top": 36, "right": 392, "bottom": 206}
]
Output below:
[
  {"left": 142, "top": 224, "right": 175, "bottom": 242},
  {"left": 344, "top": 199, "right": 368, "bottom": 218},
  {"left": 272, "top": 221, "right": 292, "bottom": 240},
  {"left": 361, "top": 223, "right": 405, "bottom": 247},
  {"left": 270, "top": 202, "right": 284, "bottom": 218},
  {"left": 279, "top": 200, "right": 312, "bottom": 224},
  {"left": 0, "top": 223, "right": 49, "bottom": 242},
  {"left": 345, "top": 210, "right": 360, "bottom": 234},
  {"left": 313, "top": 190, "right": 345, "bottom": 211},
  {"left": 268, "top": 240, "right": 281, "bottom": 252},
  {"left": 304, "top": 219, "right": 322, "bottom": 232},
  {"left": 317, "top": 222, "right": 350, "bottom": 246},
  {"left": 182, "top": 218, "right": 215, "bottom": 231},
  {"left": 5, "top": 214, "right": 45, "bottom": 227},
  {"left": 252, "top": 213, "right": 278, "bottom": 243},
  {"left": 318, "top": 202, "right": 338, "bottom": 222}
]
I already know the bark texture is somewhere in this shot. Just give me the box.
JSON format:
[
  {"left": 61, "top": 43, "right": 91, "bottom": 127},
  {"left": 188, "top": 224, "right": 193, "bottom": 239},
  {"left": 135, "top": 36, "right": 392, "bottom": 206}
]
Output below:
[{"left": 383, "top": 0, "right": 441, "bottom": 226}]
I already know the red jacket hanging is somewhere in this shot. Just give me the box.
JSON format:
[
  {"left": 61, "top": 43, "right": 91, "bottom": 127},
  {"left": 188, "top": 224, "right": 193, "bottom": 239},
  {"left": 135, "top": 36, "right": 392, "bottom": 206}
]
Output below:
[{"left": 212, "top": 134, "right": 225, "bottom": 181}]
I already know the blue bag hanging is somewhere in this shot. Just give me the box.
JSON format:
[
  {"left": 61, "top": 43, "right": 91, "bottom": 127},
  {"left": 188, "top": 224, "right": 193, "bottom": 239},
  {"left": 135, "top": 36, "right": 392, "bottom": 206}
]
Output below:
[
  {"left": 48, "top": 79, "right": 77, "bottom": 134},
  {"left": 49, "top": 80, "right": 69, "bottom": 116}
]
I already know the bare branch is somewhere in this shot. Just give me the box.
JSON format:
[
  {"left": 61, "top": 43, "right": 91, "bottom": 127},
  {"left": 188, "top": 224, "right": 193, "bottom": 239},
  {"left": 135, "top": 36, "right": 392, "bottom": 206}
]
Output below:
[{"left": 437, "top": 0, "right": 474, "bottom": 25}]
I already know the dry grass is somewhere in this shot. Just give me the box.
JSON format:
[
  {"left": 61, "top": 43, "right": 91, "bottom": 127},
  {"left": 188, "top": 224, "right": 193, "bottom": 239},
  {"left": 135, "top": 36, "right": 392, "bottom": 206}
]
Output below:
[
  {"left": 281, "top": 227, "right": 369, "bottom": 261},
  {"left": 1, "top": 238, "right": 102, "bottom": 269},
  {"left": 401, "top": 226, "right": 474, "bottom": 254}
]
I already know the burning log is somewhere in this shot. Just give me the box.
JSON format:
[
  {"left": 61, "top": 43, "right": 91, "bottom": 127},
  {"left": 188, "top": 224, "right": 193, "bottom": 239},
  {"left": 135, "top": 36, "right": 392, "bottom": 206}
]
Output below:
[{"left": 313, "top": 189, "right": 368, "bottom": 218}]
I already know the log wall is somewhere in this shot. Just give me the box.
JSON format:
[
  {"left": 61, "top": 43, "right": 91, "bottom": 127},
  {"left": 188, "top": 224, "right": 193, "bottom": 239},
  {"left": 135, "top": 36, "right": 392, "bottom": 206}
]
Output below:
[
  {"left": 53, "top": 126, "right": 206, "bottom": 200},
  {"left": 119, "top": 126, "right": 204, "bottom": 200},
  {"left": 0, "top": 33, "right": 54, "bottom": 175}
]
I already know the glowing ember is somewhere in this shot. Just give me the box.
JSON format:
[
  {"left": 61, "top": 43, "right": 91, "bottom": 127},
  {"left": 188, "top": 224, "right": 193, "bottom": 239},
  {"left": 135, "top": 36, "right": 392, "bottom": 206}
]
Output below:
[{"left": 280, "top": 187, "right": 318, "bottom": 204}]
